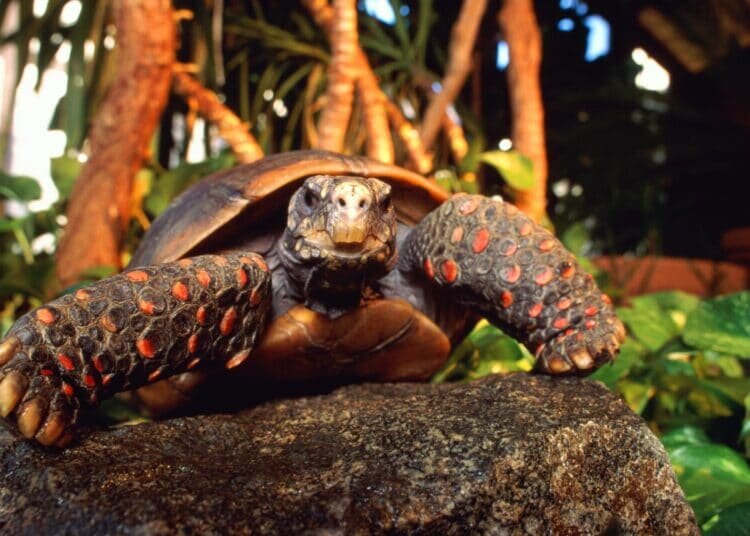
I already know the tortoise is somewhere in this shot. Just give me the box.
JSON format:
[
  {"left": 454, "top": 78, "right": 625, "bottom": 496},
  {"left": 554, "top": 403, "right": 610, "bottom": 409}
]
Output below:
[{"left": 0, "top": 150, "right": 625, "bottom": 447}]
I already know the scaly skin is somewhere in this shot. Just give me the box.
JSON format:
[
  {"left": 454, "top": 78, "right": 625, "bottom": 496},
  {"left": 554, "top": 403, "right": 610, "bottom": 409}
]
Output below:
[
  {"left": 403, "top": 194, "right": 626, "bottom": 374},
  {"left": 0, "top": 252, "right": 271, "bottom": 446}
]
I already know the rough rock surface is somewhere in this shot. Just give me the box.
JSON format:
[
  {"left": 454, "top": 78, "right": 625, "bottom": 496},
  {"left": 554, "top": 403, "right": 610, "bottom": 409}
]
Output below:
[{"left": 0, "top": 374, "right": 697, "bottom": 535}]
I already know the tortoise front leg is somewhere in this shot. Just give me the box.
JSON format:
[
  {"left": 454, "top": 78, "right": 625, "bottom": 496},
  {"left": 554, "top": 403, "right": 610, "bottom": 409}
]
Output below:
[
  {"left": 0, "top": 252, "right": 271, "bottom": 446},
  {"left": 402, "top": 194, "right": 625, "bottom": 374}
]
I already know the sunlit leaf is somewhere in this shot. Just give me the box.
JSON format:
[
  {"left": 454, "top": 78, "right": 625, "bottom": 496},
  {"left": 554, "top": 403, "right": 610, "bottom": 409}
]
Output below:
[
  {"left": 683, "top": 292, "right": 750, "bottom": 358},
  {"left": 618, "top": 379, "right": 654, "bottom": 414},
  {"left": 479, "top": 150, "right": 535, "bottom": 191},
  {"left": 618, "top": 304, "right": 679, "bottom": 352},
  {"left": 667, "top": 441, "right": 750, "bottom": 523},
  {"left": 588, "top": 338, "right": 644, "bottom": 388}
]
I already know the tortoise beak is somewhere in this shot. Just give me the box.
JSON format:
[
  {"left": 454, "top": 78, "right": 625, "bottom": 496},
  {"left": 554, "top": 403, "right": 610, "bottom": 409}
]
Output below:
[{"left": 329, "top": 182, "right": 372, "bottom": 247}]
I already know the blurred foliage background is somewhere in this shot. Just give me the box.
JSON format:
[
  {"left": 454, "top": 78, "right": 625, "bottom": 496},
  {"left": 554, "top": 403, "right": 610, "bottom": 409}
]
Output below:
[{"left": 0, "top": 0, "right": 749, "bottom": 532}]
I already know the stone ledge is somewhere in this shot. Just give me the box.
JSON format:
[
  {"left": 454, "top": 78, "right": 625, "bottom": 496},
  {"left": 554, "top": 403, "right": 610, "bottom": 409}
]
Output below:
[{"left": 0, "top": 374, "right": 698, "bottom": 534}]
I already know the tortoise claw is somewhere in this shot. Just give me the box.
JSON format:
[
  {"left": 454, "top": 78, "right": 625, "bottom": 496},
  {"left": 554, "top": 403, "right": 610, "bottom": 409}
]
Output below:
[
  {"left": 0, "top": 371, "right": 28, "bottom": 417},
  {"left": 35, "top": 412, "right": 68, "bottom": 447},
  {"left": 17, "top": 398, "right": 47, "bottom": 439}
]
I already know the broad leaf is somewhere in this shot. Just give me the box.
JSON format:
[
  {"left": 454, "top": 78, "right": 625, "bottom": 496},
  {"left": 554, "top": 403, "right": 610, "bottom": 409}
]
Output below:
[
  {"left": 667, "top": 441, "right": 750, "bottom": 523},
  {"left": 588, "top": 339, "right": 643, "bottom": 388},
  {"left": 618, "top": 305, "right": 679, "bottom": 352},
  {"left": 479, "top": 150, "right": 535, "bottom": 191},
  {"left": 0, "top": 173, "right": 41, "bottom": 201},
  {"left": 703, "top": 501, "right": 750, "bottom": 535},
  {"left": 684, "top": 292, "right": 750, "bottom": 358}
]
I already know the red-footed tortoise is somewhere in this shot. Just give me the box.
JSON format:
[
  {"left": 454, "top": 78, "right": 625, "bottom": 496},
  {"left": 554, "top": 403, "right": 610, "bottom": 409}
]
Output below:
[{"left": 0, "top": 150, "right": 625, "bottom": 447}]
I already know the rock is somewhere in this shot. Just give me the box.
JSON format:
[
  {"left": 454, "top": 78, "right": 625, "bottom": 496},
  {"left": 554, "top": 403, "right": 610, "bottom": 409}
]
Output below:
[{"left": 0, "top": 374, "right": 697, "bottom": 535}]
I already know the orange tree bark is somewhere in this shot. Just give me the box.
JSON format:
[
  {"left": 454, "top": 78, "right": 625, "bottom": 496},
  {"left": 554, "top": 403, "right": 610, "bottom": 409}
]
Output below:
[
  {"left": 56, "top": 0, "right": 175, "bottom": 285},
  {"left": 303, "top": 0, "right": 396, "bottom": 165},
  {"left": 173, "top": 71, "right": 264, "bottom": 164},
  {"left": 498, "top": 0, "right": 548, "bottom": 223},
  {"left": 316, "top": 0, "right": 358, "bottom": 152},
  {"left": 419, "top": 0, "right": 487, "bottom": 152}
]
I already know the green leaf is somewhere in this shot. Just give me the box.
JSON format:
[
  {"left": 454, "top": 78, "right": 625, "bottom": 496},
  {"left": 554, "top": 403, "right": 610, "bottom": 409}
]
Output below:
[
  {"left": 684, "top": 292, "right": 750, "bottom": 358},
  {"left": 703, "top": 501, "right": 750, "bottom": 535},
  {"left": 560, "top": 222, "right": 589, "bottom": 257},
  {"left": 660, "top": 425, "right": 711, "bottom": 449},
  {"left": 588, "top": 339, "right": 644, "bottom": 388},
  {"left": 0, "top": 173, "right": 41, "bottom": 201},
  {"left": 51, "top": 156, "right": 83, "bottom": 200},
  {"left": 479, "top": 151, "right": 535, "bottom": 191},
  {"left": 617, "top": 304, "right": 679, "bottom": 352},
  {"left": 668, "top": 442, "right": 750, "bottom": 523},
  {"left": 619, "top": 379, "right": 654, "bottom": 414}
]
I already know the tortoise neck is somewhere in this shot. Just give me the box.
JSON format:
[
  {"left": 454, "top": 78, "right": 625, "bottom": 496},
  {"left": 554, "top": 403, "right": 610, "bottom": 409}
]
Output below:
[{"left": 276, "top": 231, "right": 391, "bottom": 318}]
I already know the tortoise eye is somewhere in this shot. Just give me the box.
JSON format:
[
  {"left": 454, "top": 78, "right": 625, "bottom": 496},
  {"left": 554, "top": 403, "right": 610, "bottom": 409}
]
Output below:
[
  {"left": 303, "top": 190, "right": 317, "bottom": 209},
  {"left": 379, "top": 191, "right": 392, "bottom": 210}
]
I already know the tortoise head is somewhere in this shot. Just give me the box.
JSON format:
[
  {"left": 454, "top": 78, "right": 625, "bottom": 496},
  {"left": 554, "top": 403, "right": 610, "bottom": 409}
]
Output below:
[{"left": 278, "top": 175, "right": 398, "bottom": 315}]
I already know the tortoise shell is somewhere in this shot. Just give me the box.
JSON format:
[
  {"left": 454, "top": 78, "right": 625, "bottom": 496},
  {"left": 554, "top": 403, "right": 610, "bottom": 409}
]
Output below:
[
  {"left": 129, "top": 151, "right": 465, "bottom": 415},
  {"left": 131, "top": 150, "right": 449, "bottom": 266}
]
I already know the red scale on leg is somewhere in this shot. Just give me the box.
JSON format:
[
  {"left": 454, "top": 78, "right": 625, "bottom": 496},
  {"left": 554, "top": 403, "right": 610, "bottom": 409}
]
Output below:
[
  {"left": 236, "top": 268, "right": 248, "bottom": 288},
  {"left": 148, "top": 369, "right": 162, "bottom": 382},
  {"left": 500, "top": 291, "right": 514, "bottom": 308},
  {"left": 93, "top": 355, "right": 105, "bottom": 373},
  {"left": 472, "top": 229, "right": 490, "bottom": 254},
  {"left": 196, "top": 306, "right": 208, "bottom": 325},
  {"left": 249, "top": 289, "right": 262, "bottom": 306},
  {"left": 172, "top": 282, "right": 189, "bottom": 301},
  {"left": 500, "top": 264, "right": 521, "bottom": 284},
  {"left": 62, "top": 382, "right": 74, "bottom": 397},
  {"left": 139, "top": 300, "right": 155, "bottom": 315},
  {"left": 560, "top": 263, "right": 575, "bottom": 279},
  {"left": 36, "top": 308, "right": 57, "bottom": 325},
  {"left": 440, "top": 260, "right": 458, "bottom": 283},
  {"left": 57, "top": 353, "right": 75, "bottom": 371},
  {"left": 585, "top": 306, "right": 598, "bottom": 317},
  {"left": 450, "top": 227, "right": 464, "bottom": 244},
  {"left": 100, "top": 315, "right": 119, "bottom": 333},
  {"left": 518, "top": 222, "right": 533, "bottom": 236},
  {"left": 84, "top": 374, "right": 97, "bottom": 388},
  {"left": 136, "top": 338, "right": 157, "bottom": 359},
  {"left": 75, "top": 289, "right": 90, "bottom": 301},
  {"left": 538, "top": 238, "right": 554, "bottom": 252},
  {"left": 459, "top": 198, "right": 480, "bottom": 215},
  {"left": 535, "top": 267, "right": 554, "bottom": 286},
  {"left": 553, "top": 317, "right": 569, "bottom": 330},
  {"left": 556, "top": 297, "right": 571, "bottom": 310},
  {"left": 220, "top": 307, "right": 238, "bottom": 336},
  {"left": 529, "top": 303, "right": 543, "bottom": 318},
  {"left": 125, "top": 270, "right": 149, "bottom": 282},
  {"left": 197, "top": 269, "right": 212, "bottom": 288},
  {"left": 499, "top": 240, "right": 518, "bottom": 256},
  {"left": 187, "top": 357, "right": 201, "bottom": 370},
  {"left": 423, "top": 258, "right": 435, "bottom": 279},
  {"left": 188, "top": 333, "right": 199, "bottom": 354}
]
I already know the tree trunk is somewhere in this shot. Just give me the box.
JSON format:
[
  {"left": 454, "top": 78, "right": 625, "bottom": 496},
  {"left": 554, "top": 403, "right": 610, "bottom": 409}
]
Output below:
[
  {"left": 498, "top": 0, "right": 548, "bottom": 223},
  {"left": 56, "top": 0, "right": 175, "bottom": 285},
  {"left": 316, "top": 0, "right": 358, "bottom": 153},
  {"left": 419, "top": 0, "right": 487, "bottom": 152},
  {"left": 173, "top": 71, "right": 263, "bottom": 164}
]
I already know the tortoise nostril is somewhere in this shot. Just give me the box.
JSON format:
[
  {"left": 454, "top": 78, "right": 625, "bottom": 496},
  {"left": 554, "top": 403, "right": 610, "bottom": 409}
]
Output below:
[
  {"left": 338, "top": 198, "right": 346, "bottom": 207},
  {"left": 359, "top": 199, "right": 366, "bottom": 209}
]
